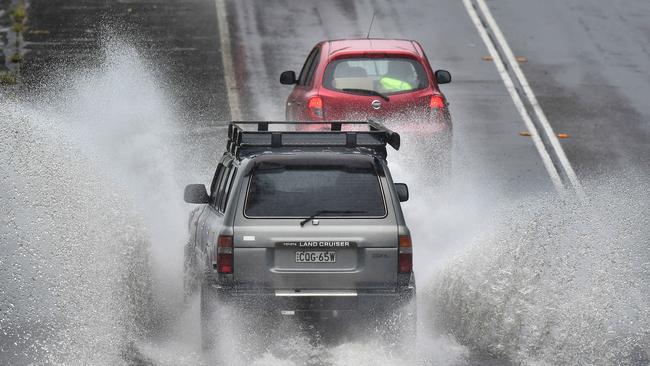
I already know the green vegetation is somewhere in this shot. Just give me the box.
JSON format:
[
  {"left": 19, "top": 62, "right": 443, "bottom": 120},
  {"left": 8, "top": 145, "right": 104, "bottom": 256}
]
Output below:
[
  {"left": 11, "top": 3, "right": 26, "bottom": 24},
  {"left": 11, "top": 1, "right": 27, "bottom": 33},
  {"left": 10, "top": 53, "right": 23, "bottom": 63},
  {"left": 0, "top": 71, "right": 18, "bottom": 85},
  {"left": 12, "top": 22, "right": 25, "bottom": 33},
  {"left": 3, "top": 0, "right": 28, "bottom": 84}
]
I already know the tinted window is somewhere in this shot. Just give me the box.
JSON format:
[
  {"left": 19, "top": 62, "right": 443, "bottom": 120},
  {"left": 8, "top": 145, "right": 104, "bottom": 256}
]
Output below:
[
  {"left": 298, "top": 47, "right": 318, "bottom": 85},
  {"left": 215, "top": 165, "right": 232, "bottom": 210},
  {"left": 245, "top": 164, "right": 385, "bottom": 217},
  {"left": 209, "top": 164, "right": 226, "bottom": 206},
  {"left": 323, "top": 57, "right": 428, "bottom": 94},
  {"left": 219, "top": 167, "right": 237, "bottom": 212},
  {"left": 305, "top": 49, "right": 320, "bottom": 85},
  {"left": 298, "top": 48, "right": 319, "bottom": 85}
]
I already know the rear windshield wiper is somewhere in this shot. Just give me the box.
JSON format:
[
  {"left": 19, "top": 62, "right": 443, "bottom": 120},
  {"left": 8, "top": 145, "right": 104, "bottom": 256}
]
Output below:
[
  {"left": 341, "top": 88, "right": 390, "bottom": 102},
  {"left": 299, "top": 210, "right": 364, "bottom": 227}
]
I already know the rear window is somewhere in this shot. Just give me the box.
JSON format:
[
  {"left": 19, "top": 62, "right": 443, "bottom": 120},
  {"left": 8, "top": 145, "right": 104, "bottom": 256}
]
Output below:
[
  {"left": 323, "top": 57, "right": 428, "bottom": 95},
  {"left": 245, "top": 163, "right": 386, "bottom": 217}
]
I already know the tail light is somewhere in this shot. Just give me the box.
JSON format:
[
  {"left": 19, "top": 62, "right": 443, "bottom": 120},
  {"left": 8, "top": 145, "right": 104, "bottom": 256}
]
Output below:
[
  {"left": 429, "top": 95, "right": 445, "bottom": 109},
  {"left": 398, "top": 235, "right": 412, "bottom": 273},
  {"left": 214, "top": 235, "right": 233, "bottom": 274},
  {"left": 307, "top": 96, "right": 324, "bottom": 119},
  {"left": 429, "top": 95, "right": 448, "bottom": 125}
]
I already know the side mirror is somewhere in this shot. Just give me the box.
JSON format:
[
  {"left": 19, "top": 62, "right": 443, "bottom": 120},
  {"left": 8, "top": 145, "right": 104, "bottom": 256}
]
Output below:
[
  {"left": 280, "top": 70, "right": 297, "bottom": 85},
  {"left": 184, "top": 184, "right": 210, "bottom": 204},
  {"left": 395, "top": 183, "right": 409, "bottom": 202},
  {"left": 435, "top": 70, "right": 451, "bottom": 84}
]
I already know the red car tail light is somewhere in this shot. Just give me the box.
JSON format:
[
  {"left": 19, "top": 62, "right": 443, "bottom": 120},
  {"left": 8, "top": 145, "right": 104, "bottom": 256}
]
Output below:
[
  {"left": 307, "top": 96, "right": 324, "bottom": 119},
  {"left": 429, "top": 95, "right": 445, "bottom": 109},
  {"left": 398, "top": 235, "right": 412, "bottom": 273},
  {"left": 214, "top": 235, "right": 233, "bottom": 273}
]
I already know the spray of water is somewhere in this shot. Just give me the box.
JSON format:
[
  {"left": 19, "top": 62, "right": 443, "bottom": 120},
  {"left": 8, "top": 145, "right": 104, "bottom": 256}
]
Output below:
[
  {"left": 0, "top": 102, "right": 149, "bottom": 364},
  {"left": 426, "top": 174, "right": 650, "bottom": 365},
  {"left": 0, "top": 36, "right": 192, "bottom": 364}
]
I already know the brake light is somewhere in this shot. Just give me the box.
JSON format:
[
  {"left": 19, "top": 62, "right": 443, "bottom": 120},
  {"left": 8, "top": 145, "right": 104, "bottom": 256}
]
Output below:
[
  {"left": 398, "top": 235, "right": 412, "bottom": 273},
  {"left": 429, "top": 95, "right": 445, "bottom": 109},
  {"left": 214, "top": 235, "right": 233, "bottom": 274},
  {"left": 307, "top": 96, "right": 324, "bottom": 119}
]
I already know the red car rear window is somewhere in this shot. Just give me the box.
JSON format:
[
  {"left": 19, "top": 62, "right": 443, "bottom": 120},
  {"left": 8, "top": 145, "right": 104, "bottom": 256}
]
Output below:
[{"left": 323, "top": 57, "right": 428, "bottom": 95}]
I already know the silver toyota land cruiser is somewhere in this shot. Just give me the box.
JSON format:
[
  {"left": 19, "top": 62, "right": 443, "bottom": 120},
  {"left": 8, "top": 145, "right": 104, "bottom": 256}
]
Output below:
[{"left": 183, "top": 121, "right": 415, "bottom": 351}]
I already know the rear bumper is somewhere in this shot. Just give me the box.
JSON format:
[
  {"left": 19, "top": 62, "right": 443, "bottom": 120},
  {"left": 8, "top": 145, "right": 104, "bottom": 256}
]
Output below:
[{"left": 207, "top": 276, "right": 415, "bottom": 317}]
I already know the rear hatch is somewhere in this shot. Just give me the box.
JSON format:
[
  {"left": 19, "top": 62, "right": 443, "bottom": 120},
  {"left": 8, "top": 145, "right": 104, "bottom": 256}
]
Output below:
[
  {"left": 320, "top": 55, "right": 434, "bottom": 122},
  {"left": 232, "top": 155, "right": 398, "bottom": 291}
]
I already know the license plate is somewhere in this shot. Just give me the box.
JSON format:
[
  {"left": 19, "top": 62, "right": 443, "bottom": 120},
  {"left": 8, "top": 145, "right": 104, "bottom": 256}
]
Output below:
[{"left": 295, "top": 251, "right": 336, "bottom": 263}]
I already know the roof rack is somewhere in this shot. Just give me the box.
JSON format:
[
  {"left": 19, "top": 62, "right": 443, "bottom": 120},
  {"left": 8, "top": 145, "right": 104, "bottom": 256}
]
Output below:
[{"left": 226, "top": 121, "right": 400, "bottom": 159}]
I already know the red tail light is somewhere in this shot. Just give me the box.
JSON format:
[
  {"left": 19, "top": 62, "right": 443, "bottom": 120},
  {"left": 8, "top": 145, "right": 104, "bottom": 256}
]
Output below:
[
  {"left": 214, "top": 235, "right": 233, "bottom": 274},
  {"left": 398, "top": 235, "right": 412, "bottom": 273},
  {"left": 217, "top": 254, "right": 233, "bottom": 274},
  {"left": 307, "top": 96, "right": 324, "bottom": 119},
  {"left": 429, "top": 95, "right": 445, "bottom": 109}
]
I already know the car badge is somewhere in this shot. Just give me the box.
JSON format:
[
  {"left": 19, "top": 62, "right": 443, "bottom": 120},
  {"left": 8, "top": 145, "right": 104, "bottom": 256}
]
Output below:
[{"left": 371, "top": 99, "right": 382, "bottom": 110}]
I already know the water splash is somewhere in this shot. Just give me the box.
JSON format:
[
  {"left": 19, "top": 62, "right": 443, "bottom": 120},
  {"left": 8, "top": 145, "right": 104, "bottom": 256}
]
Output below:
[
  {"left": 0, "top": 36, "right": 187, "bottom": 364},
  {"left": 427, "top": 174, "right": 650, "bottom": 365}
]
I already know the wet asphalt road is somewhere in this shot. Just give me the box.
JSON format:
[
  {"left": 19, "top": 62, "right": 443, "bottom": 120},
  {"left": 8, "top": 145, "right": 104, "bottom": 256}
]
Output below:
[
  {"left": 488, "top": 0, "right": 650, "bottom": 177},
  {"left": 228, "top": 0, "right": 553, "bottom": 197},
  {"left": 228, "top": 0, "right": 649, "bottom": 190},
  {"left": 19, "top": 0, "right": 230, "bottom": 124},
  {"left": 14, "top": 0, "right": 650, "bottom": 191}
]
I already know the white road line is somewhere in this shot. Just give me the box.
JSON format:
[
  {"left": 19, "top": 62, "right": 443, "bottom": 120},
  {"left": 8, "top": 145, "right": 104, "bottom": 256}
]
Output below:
[
  {"left": 215, "top": 0, "right": 242, "bottom": 121},
  {"left": 463, "top": 0, "right": 585, "bottom": 198},
  {"left": 474, "top": 0, "right": 585, "bottom": 198},
  {"left": 462, "top": 0, "right": 563, "bottom": 193}
]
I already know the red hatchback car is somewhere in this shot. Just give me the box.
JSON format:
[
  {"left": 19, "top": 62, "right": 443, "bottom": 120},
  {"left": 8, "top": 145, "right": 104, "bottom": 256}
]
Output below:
[{"left": 280, "top": 39, "right": 452, "bottom": 137}]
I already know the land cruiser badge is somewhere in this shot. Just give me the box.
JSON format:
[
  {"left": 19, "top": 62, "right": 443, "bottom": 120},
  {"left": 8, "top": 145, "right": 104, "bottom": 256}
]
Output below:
[{"left": 277, "top": 241, "right": 356, "bottom": 248}]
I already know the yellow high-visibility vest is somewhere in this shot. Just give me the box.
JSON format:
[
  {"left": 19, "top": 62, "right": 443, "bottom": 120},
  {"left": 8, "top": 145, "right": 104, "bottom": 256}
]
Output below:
[{"left": 379, "top": 77, "right": 413, "bottom": 91}]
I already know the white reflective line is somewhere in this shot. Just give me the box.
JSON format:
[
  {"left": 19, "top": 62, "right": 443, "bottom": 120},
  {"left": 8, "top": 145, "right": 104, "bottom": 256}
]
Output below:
[
  {"left": 473, "top": 0, "right": 585, "bottom": 199},
  {"left": 215, "top": 0, "right": 242, "bottom": 120},
  {"left": 275, "top": 290, "right": 358, "bottom": 297},
  {"left": 462, "top": 0, "right": 564, "bottom": 194}
]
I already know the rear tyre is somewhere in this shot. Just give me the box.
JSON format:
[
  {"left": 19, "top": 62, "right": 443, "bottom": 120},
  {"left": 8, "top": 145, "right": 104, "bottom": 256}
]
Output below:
[
  {"left": 200, "top": 284, "right": 280, "bottom": 361},
  {"left": 200, "top": 283, "right": 218, "bottom": 352},
  {"left": 385, "top": 299, "right": 417, "bottom": 361},
  {"left": 365, "top": 298, "right": 417, "bottom": 361},
  {"left": 183, "top": 241, "right": 199, "bottom": 301},
  {"left": 396, "top": 299, "right": 417, "bottom": 357}
]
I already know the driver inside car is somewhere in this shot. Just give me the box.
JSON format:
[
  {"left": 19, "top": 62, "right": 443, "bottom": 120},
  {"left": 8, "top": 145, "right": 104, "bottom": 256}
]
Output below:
[{"left": 379, "top": 61, "right": 415, "bottom": 92}]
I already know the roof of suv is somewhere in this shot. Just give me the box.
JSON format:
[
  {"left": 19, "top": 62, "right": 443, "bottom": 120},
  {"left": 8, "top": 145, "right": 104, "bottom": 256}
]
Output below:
[{"left": 327, "top": 38, "right": 421, "bottom": 57}]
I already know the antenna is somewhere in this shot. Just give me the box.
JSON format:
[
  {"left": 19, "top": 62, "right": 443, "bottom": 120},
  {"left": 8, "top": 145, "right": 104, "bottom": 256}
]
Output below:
[{"left": 366, "top": 12, "right": 376, "bottom": 39}]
